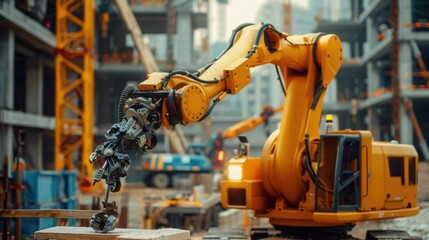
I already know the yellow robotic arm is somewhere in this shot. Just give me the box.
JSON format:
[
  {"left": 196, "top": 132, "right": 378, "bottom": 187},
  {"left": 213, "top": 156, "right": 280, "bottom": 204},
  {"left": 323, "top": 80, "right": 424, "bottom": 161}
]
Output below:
[
  {"left": 136, "top": 24, "right": 341, "bottom": 131},
  {"left": 91, "top": 23, "right": 419, "bottom": 238},
  {"left": 89, "top": 23, "right": 343, "bottom": 233}
]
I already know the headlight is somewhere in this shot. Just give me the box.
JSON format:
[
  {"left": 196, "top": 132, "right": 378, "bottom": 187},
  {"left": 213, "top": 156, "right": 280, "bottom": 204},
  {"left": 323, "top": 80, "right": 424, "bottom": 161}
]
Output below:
[{"left": 228, "top": 165, "right": 242, "bottom": 181}]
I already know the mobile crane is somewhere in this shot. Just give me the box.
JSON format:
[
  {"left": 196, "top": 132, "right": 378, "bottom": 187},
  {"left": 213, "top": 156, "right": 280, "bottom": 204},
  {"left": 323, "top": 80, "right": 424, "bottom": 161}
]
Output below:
[{"left": 88, "top": 23, "right": 419, "bottom": 239}]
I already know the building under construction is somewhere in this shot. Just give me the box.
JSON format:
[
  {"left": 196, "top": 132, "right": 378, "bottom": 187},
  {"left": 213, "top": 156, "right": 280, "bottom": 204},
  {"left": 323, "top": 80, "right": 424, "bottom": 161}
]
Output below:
[
  {"left": 316, "top": 0, "right": 429, "bottom": 160},
  {"left": 1, "top": 0, "right": 429, "bottom": 239},
  {"left": 0, "top": 0, "right": 209, "bottom": 171}
]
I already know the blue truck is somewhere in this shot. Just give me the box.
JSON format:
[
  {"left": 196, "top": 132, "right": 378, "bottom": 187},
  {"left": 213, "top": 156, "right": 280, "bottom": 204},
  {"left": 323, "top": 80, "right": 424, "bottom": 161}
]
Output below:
[
  {"left": 141, "top": 153, "right": 213, "bottom": 188},
  {"left": 140, "top": 105, "right": 282, "bottom": 188}
]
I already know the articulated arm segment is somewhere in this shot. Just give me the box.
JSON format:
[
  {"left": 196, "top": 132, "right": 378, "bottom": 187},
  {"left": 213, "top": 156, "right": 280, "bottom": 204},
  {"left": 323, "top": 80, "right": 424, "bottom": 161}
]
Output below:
[
  {"left": 88, "top": 24, "right": 342, "bottom": 223},
  {"left": 88, "top": 24, "right": 340, "bottom": 191},
  {"left": 134, "top": 24, "right": 290, "bottom": 130}
]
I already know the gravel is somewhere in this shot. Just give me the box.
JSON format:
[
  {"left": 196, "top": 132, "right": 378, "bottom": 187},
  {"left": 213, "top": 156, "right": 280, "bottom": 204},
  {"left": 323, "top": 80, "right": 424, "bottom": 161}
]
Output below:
[{"left": 351, "top": 203, "right": 429, "bottom": 239}]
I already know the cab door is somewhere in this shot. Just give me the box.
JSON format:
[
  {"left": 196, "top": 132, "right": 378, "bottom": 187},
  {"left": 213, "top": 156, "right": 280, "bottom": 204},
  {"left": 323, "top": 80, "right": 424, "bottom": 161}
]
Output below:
[
  {"left": 337, "top": 137, "right": 360, "bottom": 211},
  {"left": 315, "top": 135, "right": 361, "bottom": 212}
]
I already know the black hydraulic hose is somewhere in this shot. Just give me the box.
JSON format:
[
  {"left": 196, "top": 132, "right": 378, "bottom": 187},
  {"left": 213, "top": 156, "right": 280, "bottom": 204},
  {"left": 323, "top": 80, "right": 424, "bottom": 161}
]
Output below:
[
  {"left": 188, "top": 74, "right": 223, "bottom": 83},
  {"left": 274, "top": 65, "right": 286, "bottom": 96},
  {"left": 162, "top": 70, "right": 188, "bottom": 88},
  {"left": 303, "top": 33, "right": 327, "bottom": 184},
  {"left": 218, "top": 22, "right": 257, "bottom": 59},
  {"left": 312, "top": 33, "right": 325, "bottom": 96},
  {"left": 167, "top": 90, "right": 176, "bottom": 126},
  {"left": 245, "top": 23, "right": 284, "bottom": 59},
  {"left": 172, "top": 93, "right": 183, "bottom": 124},
  {"left": 166, "top": 89, "right": 183, "bottom": 126},
  {"left": 162, "top": 70, "right": 222, "bottom": 89},
  {"left": 118, "top": 85, "right": 137, "bottom": 122},
  {"left": 198, "top": 96, "right": 220, "bottom": 122},
  {"left": 304, "top": 134, "right": 317, "bottom": 183},
  {"left": 193, "top": 23, "right": 256, "bottom": 76},
  {"left": 311, "top": 87, "right": 326, "bottom": 110}
]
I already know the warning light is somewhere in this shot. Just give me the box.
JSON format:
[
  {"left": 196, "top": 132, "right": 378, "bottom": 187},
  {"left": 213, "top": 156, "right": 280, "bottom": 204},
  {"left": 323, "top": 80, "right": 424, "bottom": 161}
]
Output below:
[
  {"left": 325, "top": 114, "right": 333, "bottom": 123},
  {"left": 216, "top": 150, "right": 225, "bottom": 163},
  {"left": 325, "top": 114, "right": 334, "bottom": 133},
  {"left": 228, "top": 165, "right": 243, "bottom": 181},
  {"left": 143, "top": 162, "right": 149, "bottom": 170}
]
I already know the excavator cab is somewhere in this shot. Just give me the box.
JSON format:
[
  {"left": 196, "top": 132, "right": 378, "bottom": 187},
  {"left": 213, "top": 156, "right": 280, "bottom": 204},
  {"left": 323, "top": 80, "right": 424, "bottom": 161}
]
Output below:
[{"left": 315, "top": 134, "right": 361, "bottom": 212}]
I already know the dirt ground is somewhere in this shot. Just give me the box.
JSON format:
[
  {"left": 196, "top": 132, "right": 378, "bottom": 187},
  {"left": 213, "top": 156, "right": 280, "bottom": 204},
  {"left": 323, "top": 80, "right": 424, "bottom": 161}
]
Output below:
[
  {"left": 79, "top": 182, "right": 429, "bottom": 240},
  {"left": 349, "top": 204, "right": 429, "bottom": 239}
]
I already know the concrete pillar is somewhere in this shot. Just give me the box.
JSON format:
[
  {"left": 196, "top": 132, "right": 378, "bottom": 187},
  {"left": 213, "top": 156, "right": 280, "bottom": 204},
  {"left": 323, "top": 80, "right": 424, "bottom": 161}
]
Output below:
[
  {"left": 0, "top": 29, "right": 15, "bottom": 173},
  {"left": 398, "top": 0, "right": 413, "bottom": 144},
  {"left": 399, "top": 43, "right": 413, "bottom": 144},
  {"left": 175, "top": 0, "right": 193, "bottom": 67},
  {"left": 26, "top": 57, "right": 43, "bottom": 114},
  {"left": 351, "top": 0, "right": 359, "bottom": 20},
  {"left": 398, "top": 0, "right": 412, "bottom": 37},
  {"left": 25, "top": 56, "right": 44, "bottom": 169},
  {"left": 366, "top": 17, "right": 377, "bottom": 49},
  {"left": 367, "top": 61, "right": 381, "bottom": 140},
  {"left": 26, "top": 130, "right": 43, "bottom": 170}
]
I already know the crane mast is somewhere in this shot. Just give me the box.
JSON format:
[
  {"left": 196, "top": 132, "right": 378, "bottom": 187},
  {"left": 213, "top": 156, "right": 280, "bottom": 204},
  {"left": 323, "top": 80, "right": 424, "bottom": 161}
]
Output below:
[{"left": 55, "top": 0, "right": 94, "bottom": 180}]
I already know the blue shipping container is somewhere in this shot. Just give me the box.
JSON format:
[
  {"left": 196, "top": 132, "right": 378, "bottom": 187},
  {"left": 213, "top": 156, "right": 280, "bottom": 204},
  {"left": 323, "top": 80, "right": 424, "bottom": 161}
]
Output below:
[
  {"left": 22, "top": 170, "right": 60, "bottom": 205},
  {"left": 61, "top": 170, "right": 77, "bottom": 198}
]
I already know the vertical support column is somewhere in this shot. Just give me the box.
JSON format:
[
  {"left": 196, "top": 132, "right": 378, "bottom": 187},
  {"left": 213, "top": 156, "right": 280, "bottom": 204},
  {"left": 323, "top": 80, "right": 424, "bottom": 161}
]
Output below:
[
  {"left": 365, "top": 16, "right": 380, "bottom": 136},
  {"left": 398, "top": 0, "right": 413, "bottom": 144},
  {"left": 366, "top": 17, "right": 377, "bottom": 50},
  {"left": 26, "top": 57, "right": 44, "bottom": 169},
  {"left": 0, "top": 29, "right": 14, "bottom": 173},
  {"left": 367, "top": 61, "right": 381, "bottom": 140},
  {"left": 26, "top": 57, "right": 43, "bottom": 114},
  {"left": 56, "top": 0, "right": 94, "bottom": 178},
  {"left": 391, "top": 0, "right": 401, "bottom": 141},
  {"left": 398, "top": 41, "right": 413, "bottom": 144},
  {"left": 351, "top": 0, "right": 362, "bottom": 20},
  {"left": 365, "top": 15, "right": 382, "bottom": 140},
  {"left": 175, "top": 0, "right": 193, "bottom": 68},
  {"left": 166, "top": 0, "right": 176, "bottom": 71}
]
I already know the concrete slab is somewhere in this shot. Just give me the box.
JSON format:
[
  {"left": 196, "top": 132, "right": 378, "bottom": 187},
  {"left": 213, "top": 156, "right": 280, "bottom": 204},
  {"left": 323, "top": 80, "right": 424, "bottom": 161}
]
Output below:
[{"left": 35, "top": 226, "right": 190, "bottom": 240}]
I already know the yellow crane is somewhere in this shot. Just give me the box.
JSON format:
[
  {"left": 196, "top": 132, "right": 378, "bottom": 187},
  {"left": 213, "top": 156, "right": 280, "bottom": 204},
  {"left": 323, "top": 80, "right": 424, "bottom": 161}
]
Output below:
[{"left": 55, "top": 0, "right": 94, "bottom": 188}]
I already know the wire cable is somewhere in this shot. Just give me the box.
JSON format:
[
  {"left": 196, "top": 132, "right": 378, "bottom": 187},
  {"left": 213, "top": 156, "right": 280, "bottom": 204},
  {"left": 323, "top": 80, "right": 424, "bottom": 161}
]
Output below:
[
  {"left": 198, "top": 93, "right": 224, "bottom": 122},
  {"left": 312, "top": 33, "right": 325, "bottom": 96},
  {"left": 304, "top": 33, "right": 326, "bottom": 184},
  {"left": 274, "top": 65, "right": 286, "bottom": 96},
  {"left": 167, "top": 90, "right": 176, "bottom": 126},
  {"left": 118, "top": 85, "right": 137, "bottom": 122},
  {"left": 162, "top": 70, "right": 223, "bottom": 89},
  {"left": 245, "top": 23, "right": 285, "bottom": 59},
  {"left": 193, "top": 23, "right": 256, "bottom": 76}
]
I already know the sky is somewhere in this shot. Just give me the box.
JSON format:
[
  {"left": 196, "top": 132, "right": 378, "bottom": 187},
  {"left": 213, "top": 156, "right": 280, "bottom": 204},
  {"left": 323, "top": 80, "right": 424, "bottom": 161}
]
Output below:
[
  {"left": 217, "top": 0, "right": 309, "bottom": 42},
  {"left": 225, "top": 0, "right": 266, "bottom": 35}
]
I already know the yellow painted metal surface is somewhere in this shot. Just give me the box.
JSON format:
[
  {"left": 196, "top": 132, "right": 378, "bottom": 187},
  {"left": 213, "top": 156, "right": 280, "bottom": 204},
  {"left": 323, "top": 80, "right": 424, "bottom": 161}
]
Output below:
[
  {"left": 55, "top": 0, "right": 94, "bottom": 180},
  {"left": 134, "top": 23, "right": 418, "bottom": 227}
]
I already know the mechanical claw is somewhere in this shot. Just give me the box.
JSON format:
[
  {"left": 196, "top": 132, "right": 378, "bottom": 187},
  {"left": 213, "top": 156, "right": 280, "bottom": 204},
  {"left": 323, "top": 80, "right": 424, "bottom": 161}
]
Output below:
[
  {"left": 90, "top": 201, "right": 119, "bottom": 233},
  {"left": 88, "top": 88, "right": 163, "bottom": 232}
]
